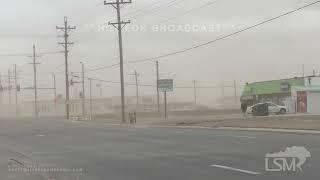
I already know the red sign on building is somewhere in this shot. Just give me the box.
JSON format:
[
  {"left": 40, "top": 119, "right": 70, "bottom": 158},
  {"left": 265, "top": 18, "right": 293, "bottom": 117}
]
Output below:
[{"left": 297, "top": 91, "right": 307, "bottom": 113}]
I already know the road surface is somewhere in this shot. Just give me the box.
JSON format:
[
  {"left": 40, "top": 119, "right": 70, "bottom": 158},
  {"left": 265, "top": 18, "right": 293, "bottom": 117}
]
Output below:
[{"left": 0, "top": 118, "right": 319, "bottom": 180}]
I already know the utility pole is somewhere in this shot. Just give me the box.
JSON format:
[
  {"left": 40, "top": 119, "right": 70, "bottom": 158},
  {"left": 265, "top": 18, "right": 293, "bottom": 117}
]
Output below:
[
  {"left": 56, "top": 17, "right": 76, "bottom": 120},
  {"left": 156, "top": 61, "right": 160, "bottom": 112},
  {"left": 80, "top": 62, "right": 86, "bottom": 119},
  {"left": 164, "top": 91, "right": 167, "bottom": 119},
  {"left": 302, "top": 64, "right": 305, "bottom": 77},
  {"left": 134, "top": 70, "right": 139, "bottom": 107},
  {"left": 105, "top": 0, "right": 132, "bottom": 123},
  {"left": 8, "top": 69, "right": 11, "bottom": 105},
  {"left": 130, "top": 70, "right": 139, "bottom": 107},
  {"left": 52, "top": 73, "right": 57, "bottom": 111},
  {"left": 99, "top": 80, "right": 103, "bottom": 97},
  {"left": 193, "top": 80, "right": 197, "bottom": 105},
  {"left": 233, "top": 80, "right": 237, "bottom": 104},
  {"left": 221, "top": 82, "right": 225, "bottom": 104},
  {"left": 14, "top": 64, "right": 18, "bottom": 116},
  {"left": 89, "top": 78, "right": 93, "bottom": 120},
  {"left": 32, "top": 45, "right": 39, "bottom": 118},
  {"left": 0, "top": 73, "right": 2, "bottom": 105}
]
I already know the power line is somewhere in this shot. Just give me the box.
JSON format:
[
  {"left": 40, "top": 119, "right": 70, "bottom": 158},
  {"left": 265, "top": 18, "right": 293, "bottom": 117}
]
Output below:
[
  {"left": 158, "top": 0, "right": 218, "bottom": 24},
  {"left": 126, "top": 0, "right": 183, "bottom": 20},
  {"left": 85, "top": 0, "right": 320, "bottom": 72},
  {"left": 0, "top": 51, "right": 62, "bottom": 57},
  {"left": 122, "top": 0, "right": 165, "bottom": 18},
  {"left": 85, "top": 62, "right": 120, "bottom": 72},
  {"left": 72, "top": 73, "right": 236, "bottom": 89},
  {"left": 127, "top": 0, "right": 320, "bottom": 64}
]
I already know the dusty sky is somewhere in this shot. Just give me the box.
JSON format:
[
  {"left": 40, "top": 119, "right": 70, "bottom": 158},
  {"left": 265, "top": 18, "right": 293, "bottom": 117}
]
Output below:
[{"left": 0, "top": 0, "right": 319, "bottom": 106}]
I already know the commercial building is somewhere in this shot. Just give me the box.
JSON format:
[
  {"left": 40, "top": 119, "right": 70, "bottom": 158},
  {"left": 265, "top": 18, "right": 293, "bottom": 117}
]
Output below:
[
  {"left": 241, "top": 76, "right": 320, "bottom": 114},
  {"left": 240, "top": 77, "right": 304, "bottom": 106},
  {"left": 291, "top": 76, "right": 320, "bottom": 114}
]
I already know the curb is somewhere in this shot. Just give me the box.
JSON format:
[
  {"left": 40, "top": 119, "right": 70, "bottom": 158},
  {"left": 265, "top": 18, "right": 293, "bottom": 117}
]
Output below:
[
  {"left": 68, "top": 120, "right": 320, "bottom": 135},
  {"left": 214, "top": 127, "right": 320, "bottom": 134},
  {"left": 151, "top": 125, "right": 320, "bottom": 134}
]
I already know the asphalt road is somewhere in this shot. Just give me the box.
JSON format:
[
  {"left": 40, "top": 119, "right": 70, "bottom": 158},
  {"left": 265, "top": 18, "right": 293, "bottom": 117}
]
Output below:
[{"left": 0, "top": 118, "right": 319, "bottom": 180}]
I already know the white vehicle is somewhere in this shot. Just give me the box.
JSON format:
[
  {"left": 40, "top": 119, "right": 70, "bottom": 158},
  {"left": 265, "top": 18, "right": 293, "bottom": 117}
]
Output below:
[{"left": 247, "top": 102, "right": 287, "bottom": 115}]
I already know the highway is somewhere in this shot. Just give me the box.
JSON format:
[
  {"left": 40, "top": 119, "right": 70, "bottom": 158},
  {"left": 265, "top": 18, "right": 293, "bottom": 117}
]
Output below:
[{"left": 0, "top": 118, "right": 319, "bottom": 180}]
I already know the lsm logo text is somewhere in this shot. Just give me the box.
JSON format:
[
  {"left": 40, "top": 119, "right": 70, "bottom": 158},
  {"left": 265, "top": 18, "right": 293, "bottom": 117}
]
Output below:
[{"left": 265, "top": 146, "right": 311, "bottom": 172}]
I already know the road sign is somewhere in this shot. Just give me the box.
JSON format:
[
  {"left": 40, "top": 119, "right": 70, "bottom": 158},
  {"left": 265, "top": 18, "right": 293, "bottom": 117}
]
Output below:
[{"left": 158, "top": 79, "right": 173, "bottom": 92}]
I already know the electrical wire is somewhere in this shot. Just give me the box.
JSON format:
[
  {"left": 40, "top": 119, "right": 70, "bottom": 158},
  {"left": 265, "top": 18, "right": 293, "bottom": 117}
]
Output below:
[
  {"left": 85, "top": 0, "right": 320, "bottom": 72},
  {"left": 122, "top": 0, "right": 166, "bottom": 18},
  {"left": 0, "top": 51, "right": 63, "bottom": 57},
  {"left": 126, "top": 0, "right": 320, "bottom": 63},
  {"left": 158, "top": 0, "right": 219, "bottom": 24},
  {"left": 127, "top": 0, "right": 184, "bottom": 20}
]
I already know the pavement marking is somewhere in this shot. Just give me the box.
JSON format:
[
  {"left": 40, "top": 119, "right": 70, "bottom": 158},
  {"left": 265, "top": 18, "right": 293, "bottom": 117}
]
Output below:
[
  {"left": 231, "top": 135, "right": 256, "bottom": 139},
  {"left": 210, "top": 164, "right": 261, "bottom": 175},
  {"left": 35, "top": 134, "right": 45, "bottom": 137}
]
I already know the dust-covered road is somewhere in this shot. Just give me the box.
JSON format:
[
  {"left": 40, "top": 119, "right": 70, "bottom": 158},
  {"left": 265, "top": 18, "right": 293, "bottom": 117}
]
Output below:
[{"left": 0, "top": 118, "right": 319, "bottom": 180}]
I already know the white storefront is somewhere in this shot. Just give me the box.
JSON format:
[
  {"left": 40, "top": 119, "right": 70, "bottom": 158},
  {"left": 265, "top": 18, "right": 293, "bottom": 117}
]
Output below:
[{"left": 291, "top": 76, "right": 320, "bottom": 115}]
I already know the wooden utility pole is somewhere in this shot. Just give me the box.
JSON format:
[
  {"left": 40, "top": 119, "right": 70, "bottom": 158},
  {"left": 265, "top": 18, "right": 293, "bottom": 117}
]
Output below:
[
  {"left": 233, "top": 80, "right": 237, "bottom": 104},
  {"left": 156, "top": 61, "right": 160, "bottom": 112},
  {"left": 0, "top": 73, "right": 2, "bottom": 105},
  {"left": 52, "top": 73, "right": 57, "bottom": 111},
  {"left": 81, "top": 62, "right": 86, "bottom": 119},
  {"left": 56, "top": 17, "right": 76, "bottom": 120},
  {"left": 130, "top": 70, "right": 139, "bottom": 108},
  {"left": 89, "top": 78, "right": 93, "bottom": 120},
  {"left": 164, "top": 91, "right": 167, "bottom": 119},
  {"left": 32, "top": 45, "right": 39, "bottom": 118},
  {"left": 193, "top": 80, "right": 197, "bottom": 105},
  {"left": 8, "top": 69, "right": 11, "bottom": 105},
  {"left": 134, "top": 70, "right": 139, "bottom": 106},
  {"left": 14, "top": 64, "right": 18, "bottom": 116},
  {"left": 105, "top": 0, "right": 132, "bottom": 123},
  {"left": 99, "top": 80, "right": 103, "bottom": 97}
]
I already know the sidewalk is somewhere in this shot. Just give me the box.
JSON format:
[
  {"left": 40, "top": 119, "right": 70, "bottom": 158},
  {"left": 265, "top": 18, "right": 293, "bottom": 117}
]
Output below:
[
  {"left": 83, "top": 113, "right": 320, "bottom": 131},
  {"left": 150, "top": 114, "right": 320, "bottom": 131}
]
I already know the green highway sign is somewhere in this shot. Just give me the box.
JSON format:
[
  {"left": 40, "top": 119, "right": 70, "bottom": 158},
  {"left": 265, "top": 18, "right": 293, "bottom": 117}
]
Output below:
[{"left": 158, "top": 79, "right": 173, "bottom": 92}]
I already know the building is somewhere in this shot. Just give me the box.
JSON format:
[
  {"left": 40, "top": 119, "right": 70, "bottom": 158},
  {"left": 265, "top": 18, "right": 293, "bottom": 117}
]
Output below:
[
  {"left": 240, "top": 77, "right": 304, "bottom": 106},
  {"left": 291, "top": 76, "right": 320, "bottom": 114},
  {"left": 241, "top": 76, "right": 320, "bottom": 114}
]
